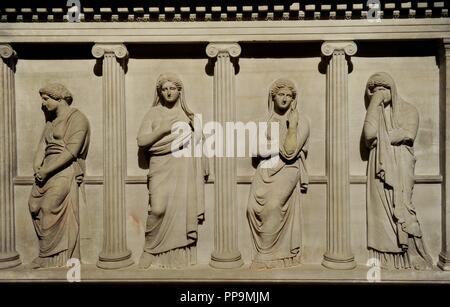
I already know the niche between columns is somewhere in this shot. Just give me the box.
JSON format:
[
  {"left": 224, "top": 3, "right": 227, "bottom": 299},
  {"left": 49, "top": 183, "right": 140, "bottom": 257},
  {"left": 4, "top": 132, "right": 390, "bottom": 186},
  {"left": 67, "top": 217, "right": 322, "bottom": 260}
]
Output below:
[{"left": 11, "top": 41, "right": 441, "bottom": 267}]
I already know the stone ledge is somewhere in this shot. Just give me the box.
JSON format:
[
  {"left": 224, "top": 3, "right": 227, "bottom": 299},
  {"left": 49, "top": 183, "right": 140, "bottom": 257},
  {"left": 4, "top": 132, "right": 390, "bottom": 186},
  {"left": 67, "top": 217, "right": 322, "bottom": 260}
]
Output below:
[
  {"left": 1, "top": 19, "right": 449, "bottom": 43},
  {"left": 1, "top": 263, "right": 450, "bottom": 282},
  {"left": 12, "top": 175, "right": 442, "bottom": 185}
]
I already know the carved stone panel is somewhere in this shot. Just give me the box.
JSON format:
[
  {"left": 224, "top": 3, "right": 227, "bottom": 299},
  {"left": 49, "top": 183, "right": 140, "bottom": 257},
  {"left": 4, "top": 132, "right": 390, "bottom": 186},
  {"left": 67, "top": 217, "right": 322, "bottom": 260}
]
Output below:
[{"left": 0, "top": 1, "right": 449, "bottom": 291}]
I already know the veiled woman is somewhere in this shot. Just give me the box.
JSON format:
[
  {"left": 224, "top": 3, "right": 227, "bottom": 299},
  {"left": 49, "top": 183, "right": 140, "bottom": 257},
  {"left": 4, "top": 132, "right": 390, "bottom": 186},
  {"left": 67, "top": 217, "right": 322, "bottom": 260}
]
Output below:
[
  {"left": 247, "top": 78, "right": 310, "bottom": 269},
  {"left": 137, "top": 73, "right": 207, "bottom": 268},
  {"left": 363, "top": 72, "right": 433, "bottom": 270},
  {"left": 29, "top": 83, "right": 90, "bottom": 268}
]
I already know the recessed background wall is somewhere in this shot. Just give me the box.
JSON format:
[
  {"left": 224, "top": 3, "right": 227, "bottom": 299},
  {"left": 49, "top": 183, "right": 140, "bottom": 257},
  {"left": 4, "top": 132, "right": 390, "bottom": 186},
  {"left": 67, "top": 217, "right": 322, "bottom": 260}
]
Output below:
[
  {"left": 12, "top": 42, "right": 442, "bottom": 268},
  {"left": 14, "top": 55, "right": 103, "bottom": 265},
  {"left": 15, "top": 59, "right": 103, "bottom": 177}
]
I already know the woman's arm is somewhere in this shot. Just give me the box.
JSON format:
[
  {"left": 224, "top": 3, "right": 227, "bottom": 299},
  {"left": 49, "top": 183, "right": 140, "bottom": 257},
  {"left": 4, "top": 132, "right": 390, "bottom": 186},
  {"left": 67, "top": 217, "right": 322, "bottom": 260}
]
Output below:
[
  {"left": 36, "top": 113, "right": 89, "bottom": 183},
  {"left": 283, "top": 110, "right": 309, "bottom": 156},
  {"left": 137, "top": 128, "right": 168, "bottom": 148},
  {"left": 33, "top": 128, "right": 47, "bottom": 174},
  {"left": 283, "top": 126, "right": 297, "bottom": 156},
  {"left": 363, "top": 92, "right": 384, "bottom": 147},
  {"left": 389, "top": 104, "right": 419, "bottom": 146},
  {"left": 296, "top": 116, "right": 310, "bottom": 153},
  {"left": 137, "top": 111, "right": 177, "bottom": 148},
  {"left": 282, "top": 112, "right": 310, "bottom": 160},
  {"left": 35, "top": 151, "right": 74, "bottom": 183}
]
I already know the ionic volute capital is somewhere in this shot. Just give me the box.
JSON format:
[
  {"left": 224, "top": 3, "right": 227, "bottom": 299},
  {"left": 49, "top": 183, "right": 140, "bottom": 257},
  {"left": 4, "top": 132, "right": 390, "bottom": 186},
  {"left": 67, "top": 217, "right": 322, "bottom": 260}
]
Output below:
[
  {"left": 321, "top": 41, "right": 357, "bottom": 58},
  {"left": 206, "top": 43, "right": 241, "bottom": 59},
  {"left": 92, "top": 43, "right": 128, "bottom": 59},
  {"left": 0, "top": 44, "right": 18, "bottom": 70}
]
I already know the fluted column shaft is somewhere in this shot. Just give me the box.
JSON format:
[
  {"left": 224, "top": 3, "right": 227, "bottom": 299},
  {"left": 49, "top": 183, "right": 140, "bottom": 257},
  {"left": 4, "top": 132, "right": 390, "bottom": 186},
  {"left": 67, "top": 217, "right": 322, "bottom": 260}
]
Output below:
[
  {"left": 92, "top": 43, "right": 133, "bottom": 269},
  {"left": 321, "top": 41, "right": 357, "bottom": 270},
  {"left": 438, "top": 38, "right": 450, "bottom": 270},
  {"left": 0, "top": 44, "right": 21, "bottom": 270},
  {"left": 206, "top": 43, "right": 243, "bottom": 268}
]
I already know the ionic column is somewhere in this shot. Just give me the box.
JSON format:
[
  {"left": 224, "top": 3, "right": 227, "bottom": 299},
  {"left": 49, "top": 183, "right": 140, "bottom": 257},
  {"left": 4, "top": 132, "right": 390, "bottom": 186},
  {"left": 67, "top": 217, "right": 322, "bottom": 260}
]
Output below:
[
  {"left": 206, "top": 43, "right": 243, "bottom": 268},
  {"left": 0, "top": 44, "right": 21, "bottom": 270},
  {"left": 321, "top": 41, "right": 357, "bottom": 270},
  {"left": 438, "top": 38, "right": 450, "bottom": 271},
  {"left": 92, "top": 44, "right": 133, "bottom": 269}
]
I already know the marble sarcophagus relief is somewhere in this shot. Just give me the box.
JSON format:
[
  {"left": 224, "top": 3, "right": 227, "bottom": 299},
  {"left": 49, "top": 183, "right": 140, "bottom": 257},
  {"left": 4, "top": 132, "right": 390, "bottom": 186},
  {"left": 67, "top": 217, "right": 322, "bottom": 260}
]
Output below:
[{"left": 0, "top": 1, "right": 449, "bottom": 283}]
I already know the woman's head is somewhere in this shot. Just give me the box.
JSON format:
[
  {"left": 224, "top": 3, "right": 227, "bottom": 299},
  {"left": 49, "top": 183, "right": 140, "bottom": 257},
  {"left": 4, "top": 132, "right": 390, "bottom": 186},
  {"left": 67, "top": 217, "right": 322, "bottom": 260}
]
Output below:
[
  {"left": 39, "top": 83, "right": 73, "bottom": 105},
  {"left": 39, "top": 83, "right": 73, "bottom": 113},
  {"left": 152, "top": 73, "right": 194, "bottom": 122},
  {"left": 156, "top": 73, "right": 183, "bottom": 106},
  {"left": 269, "top": 78, "right": 297, "bottom": 114},
  {"left": 366, "top": 72, "right": 394, "bottom": 104}
]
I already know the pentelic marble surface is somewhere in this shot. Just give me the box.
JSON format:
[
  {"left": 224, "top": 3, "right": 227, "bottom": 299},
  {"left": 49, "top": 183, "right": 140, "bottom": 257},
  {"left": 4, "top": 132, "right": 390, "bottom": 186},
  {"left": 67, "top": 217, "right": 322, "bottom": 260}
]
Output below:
[{"left": 0, "top": 1, "right": 450, "bottom": 283}]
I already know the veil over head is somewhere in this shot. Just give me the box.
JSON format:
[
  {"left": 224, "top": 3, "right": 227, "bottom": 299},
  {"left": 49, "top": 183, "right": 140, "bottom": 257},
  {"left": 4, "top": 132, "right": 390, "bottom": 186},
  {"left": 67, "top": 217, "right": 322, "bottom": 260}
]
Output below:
[
  {"left": 267, "top": 78, "right": 298, "bottom": 117},
  {"left": 365, "top": 72, "right": 403, "bottom": 127},
  {"left": 153, "top": 73, "right": 195, "bottom": 124}
]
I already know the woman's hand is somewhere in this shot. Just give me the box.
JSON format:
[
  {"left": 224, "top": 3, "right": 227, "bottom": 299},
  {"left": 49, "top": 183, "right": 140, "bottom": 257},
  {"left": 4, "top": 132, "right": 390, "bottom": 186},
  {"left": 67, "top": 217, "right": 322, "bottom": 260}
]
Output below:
[
  {"left": 33, "top": 164, "right": 40, "bottom": 175},
  {"left": 34, "top": 167, "right": 49, "bottom": 183},
  {"left": 137, "top": 116, "right": 181, "bottom": 148},
  {"left": 158, "top": 117, "right": 179, "bottom": 135},
  {"left": 370, "top": 88, "right": 391, "bottom": 106},
  {"left": 370, "top": 90, "right": 385, "bottom": 106},
  {"left": 76, "top": 174, "right": 84, "bottom": 185}
]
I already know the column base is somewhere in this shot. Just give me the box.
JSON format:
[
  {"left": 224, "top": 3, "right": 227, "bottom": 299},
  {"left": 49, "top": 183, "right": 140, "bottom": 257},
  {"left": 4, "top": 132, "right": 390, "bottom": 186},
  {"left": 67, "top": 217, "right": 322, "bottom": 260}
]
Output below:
[
  {"left": 322, "top": 254, "right": 356, "bottom": 270},
  {"left": 210, "top": 252, "right": 243, "bottom": 269},
  {"left": 97, "top": 250, "right": 134, "bottom": 270},
  {"left": 0, "top": 252, "right": 21, "bottom": 270},
  {"left": 437, "top": 252, "right": 450, "bottom": 271}
]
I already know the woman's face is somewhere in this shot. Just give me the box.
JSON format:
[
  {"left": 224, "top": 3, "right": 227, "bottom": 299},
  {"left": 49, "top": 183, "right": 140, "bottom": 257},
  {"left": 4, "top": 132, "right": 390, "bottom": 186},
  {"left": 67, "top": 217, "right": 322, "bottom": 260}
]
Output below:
[
  {"left": 273, "top": 87, "right": 294, "bottom": 113},
  {"left": 160, "top": 81, "right": 180, "bottom": 105},
  {"left": 41, "top": 94, "right": 60, "bottom": 112}
]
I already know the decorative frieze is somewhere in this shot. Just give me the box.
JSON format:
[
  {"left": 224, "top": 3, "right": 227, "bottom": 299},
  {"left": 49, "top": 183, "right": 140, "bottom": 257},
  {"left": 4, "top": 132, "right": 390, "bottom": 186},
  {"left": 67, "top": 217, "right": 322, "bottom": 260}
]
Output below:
[{"left": 1, "top": 2, "right": 448, "bottom": 22}]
